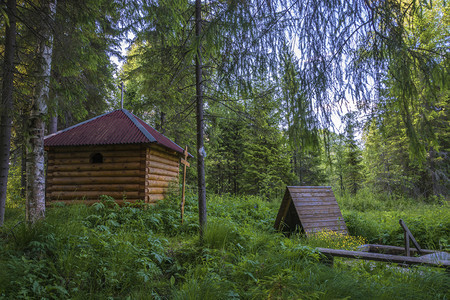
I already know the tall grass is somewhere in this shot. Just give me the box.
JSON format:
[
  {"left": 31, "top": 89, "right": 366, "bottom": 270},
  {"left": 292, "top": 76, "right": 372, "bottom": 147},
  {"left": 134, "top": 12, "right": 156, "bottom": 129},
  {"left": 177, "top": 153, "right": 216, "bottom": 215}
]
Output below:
[
  {"left": 337, "top": 188, "right": 450, "bottom": 250},
  {"left": 1, "top": 191, "right": 448, "bottom": 299}
]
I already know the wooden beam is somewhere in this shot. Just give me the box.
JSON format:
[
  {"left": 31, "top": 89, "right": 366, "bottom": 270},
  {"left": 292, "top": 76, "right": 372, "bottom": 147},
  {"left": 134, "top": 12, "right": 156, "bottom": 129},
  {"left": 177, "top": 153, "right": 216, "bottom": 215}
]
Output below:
[
  {"left": 180, "top": 158, "right": 190, "bottom": 167},
  {"left": 364, "top": 244, "right": 436, "bottom": 256},
  {"left": 400, "top": 219, "right": 422, "bottom": 256},
  {"left": 317, "top": 248, "right": 449, "bottom": 268}
]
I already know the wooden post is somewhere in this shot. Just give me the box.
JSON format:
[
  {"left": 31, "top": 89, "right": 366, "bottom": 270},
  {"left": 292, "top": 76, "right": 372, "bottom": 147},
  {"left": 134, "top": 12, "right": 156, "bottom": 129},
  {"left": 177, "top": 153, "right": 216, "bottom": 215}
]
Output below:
[
  {"left": 399, "top": 219, "right": 422, "bottom": 256},
  {"left": 180, "top": 146, "right": 190, "bottom": 223},
  {"left": 404, "top": 231, "right": 410, "bottom": 257}
]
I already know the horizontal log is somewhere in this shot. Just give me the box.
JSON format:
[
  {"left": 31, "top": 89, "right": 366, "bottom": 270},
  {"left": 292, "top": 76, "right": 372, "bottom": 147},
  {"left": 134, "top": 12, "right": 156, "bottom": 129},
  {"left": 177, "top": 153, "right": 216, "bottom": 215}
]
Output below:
[
  {"left": 364, "top": 244, "right": 436, "bottom": 255},
  {"left": 147, "top": 187, "right": 169, "bottom": 194},
  {"left": 146, "top": 194, "right": 165, "bottom": 202},
  {"left": 47, "top": 184, "right": 140, "bottom": 192},
  {"left": 48, "top": 162, "right": 141, "bottom": 172},
  {"left": 50, "top": 170, "right": 142, "bottom": 178},
  {"left": 49, "top": 176, "right": 143, "bottom": 185},
  {"left": 149, "top": 144, "right": 179, "bottom": 156},
  {"left": 46, "top": 199, "right": 145, "bottom": 206},
  {"left": 49, "top": 156, "right": 142, "bottom": 165},
  {"left": 147, "top": 174, "right": 178, "bottom": 182},
  {"left": 148, "top": 154, "right": 179, "bottom": 167},
  {"left": 47, "top": 190, "right": 140, "bottom": 199},
  {"left": 49, "top": 150, "right": 145, "bottom": 159},
  {"left": 147, "top": 168, "right": 178, "bottom": 177},
  {"left": 148, "top": 148, "right": 179, "bottom": 161},
  {"left": 147, "top": 180, "right": 170, "bottom": 188},
  {"left": 48, "top": 144, "right": 143, "bottom": 153},
  {"left": 317, "top": 248, "right": 450, "bottom": 268},
  {"left": 146, "top": 161, "right": 179, "bottom": 173}
]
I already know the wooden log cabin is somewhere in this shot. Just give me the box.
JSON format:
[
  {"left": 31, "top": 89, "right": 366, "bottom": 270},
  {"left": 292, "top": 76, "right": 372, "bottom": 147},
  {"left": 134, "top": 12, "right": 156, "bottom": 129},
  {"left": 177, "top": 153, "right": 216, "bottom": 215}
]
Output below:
[{"left": 44, "top": 109, "right": 191, "bottom": 205}]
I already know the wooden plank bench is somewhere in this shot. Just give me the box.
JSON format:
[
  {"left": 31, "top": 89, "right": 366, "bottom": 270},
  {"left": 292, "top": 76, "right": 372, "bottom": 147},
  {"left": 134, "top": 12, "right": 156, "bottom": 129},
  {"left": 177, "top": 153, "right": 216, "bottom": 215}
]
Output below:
[{"left": 317, "top": 247, "right": 450, "bottom": 269}]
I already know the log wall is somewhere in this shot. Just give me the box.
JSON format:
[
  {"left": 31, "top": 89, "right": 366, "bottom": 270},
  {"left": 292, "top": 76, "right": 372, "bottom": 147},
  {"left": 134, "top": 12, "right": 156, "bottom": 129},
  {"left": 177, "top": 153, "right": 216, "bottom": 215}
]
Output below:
[
  {"left": 145, "top": 144, "right": 180, "bottom": 203},
  {"left": 46, "top": 144, "right": 146, "bottom": 204}
]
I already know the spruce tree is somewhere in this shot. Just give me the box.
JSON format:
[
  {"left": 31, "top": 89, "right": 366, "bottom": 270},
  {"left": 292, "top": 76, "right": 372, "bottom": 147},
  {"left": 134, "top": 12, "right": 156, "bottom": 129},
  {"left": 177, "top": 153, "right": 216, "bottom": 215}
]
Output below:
[{"left": 342, "top": 112, "right": 363, "bottom": 196}]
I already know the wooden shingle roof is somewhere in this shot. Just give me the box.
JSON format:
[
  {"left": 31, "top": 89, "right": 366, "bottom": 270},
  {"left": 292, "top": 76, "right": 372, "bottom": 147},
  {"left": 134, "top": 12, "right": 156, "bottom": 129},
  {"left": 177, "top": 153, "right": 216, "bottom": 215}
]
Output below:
[{"left": 274, "top": 186, "right": 348, "bottom": 236}]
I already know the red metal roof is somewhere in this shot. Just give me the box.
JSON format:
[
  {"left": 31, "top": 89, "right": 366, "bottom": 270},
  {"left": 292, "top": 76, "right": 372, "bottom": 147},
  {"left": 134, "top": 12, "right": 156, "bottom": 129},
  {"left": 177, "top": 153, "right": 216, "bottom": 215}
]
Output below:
[{"left": 44, "top": 109, "right": 186, "bottom": 155}]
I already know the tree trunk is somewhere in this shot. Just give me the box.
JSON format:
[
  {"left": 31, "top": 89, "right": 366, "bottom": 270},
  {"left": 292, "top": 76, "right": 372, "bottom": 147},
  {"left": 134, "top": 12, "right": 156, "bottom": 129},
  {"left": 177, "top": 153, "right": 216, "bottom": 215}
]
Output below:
[
  {"left": 49, "top": 95, "right": 58, "bottom": 134},
  {"left": 0, "top": 0, "right": 17, "bottom": 226},
  {"left": 21, "top": 141, "right": 26, "bottom": 197},
  {"left": 26, "top": 0, "right": 57, "bottom": 224},
  {"left": 49, "top": 116, "right": 58, "bottom": 134},
  {"left": 195, "top": 0, "right": 207, "bottom": 239},
  {"left": 160, "top": 111, "right": 166, "bottom": 135}
]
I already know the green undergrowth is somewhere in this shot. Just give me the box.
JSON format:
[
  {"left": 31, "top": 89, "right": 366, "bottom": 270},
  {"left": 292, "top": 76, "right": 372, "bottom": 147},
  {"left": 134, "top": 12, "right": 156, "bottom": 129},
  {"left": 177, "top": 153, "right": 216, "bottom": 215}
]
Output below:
[
  {"left": 0, "top": 192, "right": 448, "bottom": 299},
  {"left": 337, "top": 189, "right": 450, "bottom": 250}
]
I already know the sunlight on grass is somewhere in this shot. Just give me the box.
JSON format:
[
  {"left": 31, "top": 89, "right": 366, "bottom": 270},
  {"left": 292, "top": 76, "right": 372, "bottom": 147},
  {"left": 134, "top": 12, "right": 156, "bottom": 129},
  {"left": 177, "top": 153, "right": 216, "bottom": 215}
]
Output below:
[{"left": 304, "top": 229, "right": 367, "bottom": 250}]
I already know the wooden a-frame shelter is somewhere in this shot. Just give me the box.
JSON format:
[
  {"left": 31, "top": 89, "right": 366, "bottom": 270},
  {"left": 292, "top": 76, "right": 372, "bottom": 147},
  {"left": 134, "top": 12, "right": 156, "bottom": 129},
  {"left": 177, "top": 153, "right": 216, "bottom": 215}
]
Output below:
[{"left": 274, "top": 186, "right": 348, "bottom": 236}]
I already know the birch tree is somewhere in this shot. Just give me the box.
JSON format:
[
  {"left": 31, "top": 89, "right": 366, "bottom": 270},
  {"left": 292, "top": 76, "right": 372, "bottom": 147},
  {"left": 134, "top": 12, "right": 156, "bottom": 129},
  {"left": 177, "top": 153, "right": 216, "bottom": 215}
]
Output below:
[{"left": 26, "top": 0, "right": 57, "bottom": 224}]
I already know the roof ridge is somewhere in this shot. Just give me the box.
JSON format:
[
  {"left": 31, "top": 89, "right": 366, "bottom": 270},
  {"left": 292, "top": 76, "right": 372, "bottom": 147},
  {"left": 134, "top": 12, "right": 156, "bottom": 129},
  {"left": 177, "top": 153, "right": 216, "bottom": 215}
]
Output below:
[{"left": 121, "top": 109, "right": 156, "bottom": 143}]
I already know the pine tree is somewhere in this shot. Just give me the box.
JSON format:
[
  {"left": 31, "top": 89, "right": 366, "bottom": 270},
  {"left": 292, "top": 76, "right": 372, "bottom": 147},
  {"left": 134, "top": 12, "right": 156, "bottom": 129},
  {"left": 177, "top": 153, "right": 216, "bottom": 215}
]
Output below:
[
  {"left": 342, "top": 112, "right": 363, "bottom": 196},
  {"left": 0, "top": 0, "right": 17, "bottom": 226}
]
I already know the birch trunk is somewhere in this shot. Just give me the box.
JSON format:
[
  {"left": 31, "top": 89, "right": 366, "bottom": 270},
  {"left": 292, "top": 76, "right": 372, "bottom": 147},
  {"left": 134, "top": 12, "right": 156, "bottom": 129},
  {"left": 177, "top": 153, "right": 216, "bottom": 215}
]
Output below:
[
  {"left": 26, "top": 0, "right": 57, "bottom": 224},
  {"left": 0, "top": 0, "right": 17, "bottom": 226},
  {"left": 195, "top": 0, "right": 207, "bottom": 239}
]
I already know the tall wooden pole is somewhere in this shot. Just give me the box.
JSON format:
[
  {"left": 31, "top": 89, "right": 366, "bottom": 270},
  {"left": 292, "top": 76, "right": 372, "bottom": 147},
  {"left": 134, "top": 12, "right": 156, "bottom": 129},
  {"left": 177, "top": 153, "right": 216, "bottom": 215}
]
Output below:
[{"left": 195, "top": 0, "right": 207, "bottom": 239}]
